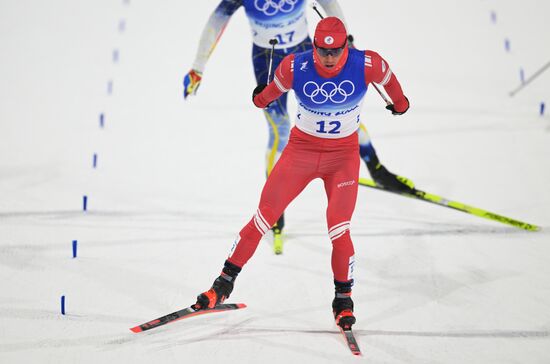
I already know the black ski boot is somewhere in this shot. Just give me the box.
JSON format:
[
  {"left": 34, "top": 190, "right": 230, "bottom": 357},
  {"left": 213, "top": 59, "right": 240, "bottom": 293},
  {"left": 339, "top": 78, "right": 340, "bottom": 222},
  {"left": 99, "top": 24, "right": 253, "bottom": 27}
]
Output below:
[
  {"left": 333, "top": 293, "right": 356, "bottom": 329},
  {"left": 193, "top": 260, "right": 241, "bottom": 310},
  {"left": 333, "top": 280, "right": 356, "bottom": 329},
  {"left": 367, "top": 162, "right": 415, "bottom": 193}
]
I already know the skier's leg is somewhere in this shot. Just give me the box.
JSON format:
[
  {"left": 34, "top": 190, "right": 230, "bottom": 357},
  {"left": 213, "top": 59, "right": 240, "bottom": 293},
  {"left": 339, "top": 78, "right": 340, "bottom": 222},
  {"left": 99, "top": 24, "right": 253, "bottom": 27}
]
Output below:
[
  {"left": 263, "top": 99, "right": 290, "bottom": 253},
  {"left": 357, "top": 123, "right": 415, "bottom": 193},
  {"left": 228, "top": 140, "right": 315, "bottom": 268},
  {"left": 322, "top": 143, "right": 360, "bottom": 328},
  {"left": 195, "top": 133, "right": 317, "bottom": 308},
  {"left": 253, "top": 44, "right": 292, "bottom": 251}
]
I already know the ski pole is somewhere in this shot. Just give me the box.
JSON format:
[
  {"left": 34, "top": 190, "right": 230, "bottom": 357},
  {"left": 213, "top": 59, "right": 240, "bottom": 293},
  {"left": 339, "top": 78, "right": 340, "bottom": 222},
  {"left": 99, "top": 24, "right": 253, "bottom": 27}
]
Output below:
[
  {"left": 509, "top": 60, "right": 550, "bottom": 97},
  {"left": 371, "top": 83, "right": 392, "bottom": 106},
  {"left": 267, "top": 38, "right": 278, "bottom": 84}
]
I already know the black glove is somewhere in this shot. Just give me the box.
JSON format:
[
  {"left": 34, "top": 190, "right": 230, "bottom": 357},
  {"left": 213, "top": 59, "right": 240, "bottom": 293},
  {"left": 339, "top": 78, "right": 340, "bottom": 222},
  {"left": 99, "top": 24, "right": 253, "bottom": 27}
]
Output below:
[
  {"left": 385, "top": 96, "right": 410, "bottom": 115},
  {"left": 347, "top": 34, "right": 355, "bottom": 49},
  {"left": 252, "top": 83, "right": 274, "bottom": 108},
  {"left": 252, "top": 83, "right": 267, "bottom": 101}
]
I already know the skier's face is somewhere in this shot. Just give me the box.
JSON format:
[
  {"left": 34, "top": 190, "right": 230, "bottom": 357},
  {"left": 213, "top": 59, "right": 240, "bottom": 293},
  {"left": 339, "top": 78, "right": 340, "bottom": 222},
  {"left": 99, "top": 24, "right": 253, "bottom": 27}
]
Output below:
[{"left": 315, "top": 46, "right": 344, "bottom": 68}]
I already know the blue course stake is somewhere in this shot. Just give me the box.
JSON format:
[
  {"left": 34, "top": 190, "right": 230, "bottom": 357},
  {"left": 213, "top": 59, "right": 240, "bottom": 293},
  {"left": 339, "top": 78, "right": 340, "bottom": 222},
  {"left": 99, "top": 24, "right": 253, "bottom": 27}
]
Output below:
[
  {"left": 99, "top": 113, "right": 105, "bottom": 128},
  {"left": 504, "top": 38, "right": 510, "bottom": 52},
  {"left": 72, "top": 240, "right": 77, "bottom": 258},
  {"left": 107, "top": 80, "right": 113, "bottom": 95},
  {"left": 520, "top": 68, "right": 525, "bottom": 83},
  {"left": 113, "top": 49, "right": 119, "bottom": 63},
  {"left": 61, "top": 295, "right": 66, "bottom": 315},
  {"left": 119, "top": 19, "right": 126, "bottom": 33},
  {"left": 491, "top": 11, "right": 497, "bottom": 23},
  {"left": 83, "top": 195, "right": 88, "bottom": 211},
  {"left": 541, "top": 102, "right": 546, "bottom": 116},
  {"left": 93, "top": 153, "right": 97, "bottom": 168}
]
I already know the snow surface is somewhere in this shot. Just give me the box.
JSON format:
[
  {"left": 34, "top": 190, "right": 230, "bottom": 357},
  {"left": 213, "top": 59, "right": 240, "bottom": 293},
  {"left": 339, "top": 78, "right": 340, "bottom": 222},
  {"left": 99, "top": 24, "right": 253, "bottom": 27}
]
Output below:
[{"left": 1, "top": 0, "right": 549, "bottom": 363}]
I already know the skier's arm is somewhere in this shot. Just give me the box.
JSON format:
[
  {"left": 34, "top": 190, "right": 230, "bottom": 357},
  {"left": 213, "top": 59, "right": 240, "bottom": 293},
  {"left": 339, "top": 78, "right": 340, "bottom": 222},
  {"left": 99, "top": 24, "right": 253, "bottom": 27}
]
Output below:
[
  {"left": 191, "top": 0, "right": 242, "bottom": 73},
  {"left": 364, "top": 50, "right": 409, "bottom": 114},
  {"left": 253, "top": 55, "right": 295, "bottom": 108},
  {"left": 183, "top": 0, "right": 242, "bottom": 99}
]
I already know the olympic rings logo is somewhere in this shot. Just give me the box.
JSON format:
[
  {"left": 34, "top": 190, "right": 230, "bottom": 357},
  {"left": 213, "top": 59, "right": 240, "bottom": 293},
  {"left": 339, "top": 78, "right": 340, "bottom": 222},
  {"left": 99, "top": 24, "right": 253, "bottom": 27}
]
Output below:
[
  {"left": 302, "top": 80, "right": 355, "bottom": 104},
  {"left": 254, "top": 0, "right": 298, "bottom": 16}
]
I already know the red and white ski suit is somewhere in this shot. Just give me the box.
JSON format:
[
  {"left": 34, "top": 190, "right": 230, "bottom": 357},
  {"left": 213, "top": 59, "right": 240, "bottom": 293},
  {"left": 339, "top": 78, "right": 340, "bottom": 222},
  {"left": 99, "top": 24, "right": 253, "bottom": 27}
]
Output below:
[{"left": 227, "top": 48, "right": 408, "bottom": 283}]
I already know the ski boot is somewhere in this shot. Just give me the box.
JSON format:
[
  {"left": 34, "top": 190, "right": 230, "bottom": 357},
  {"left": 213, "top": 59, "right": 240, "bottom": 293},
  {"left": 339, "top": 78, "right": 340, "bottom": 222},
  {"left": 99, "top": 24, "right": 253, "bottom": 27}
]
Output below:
[
  {"left": 333, "top": 293, "right": 356, "bottom": 330},
  {"left": 367, "top": 162, "right": 415, "bottom": 193},
  {"left": 193, "top": 261, "right": 241, "bottom": 310}
]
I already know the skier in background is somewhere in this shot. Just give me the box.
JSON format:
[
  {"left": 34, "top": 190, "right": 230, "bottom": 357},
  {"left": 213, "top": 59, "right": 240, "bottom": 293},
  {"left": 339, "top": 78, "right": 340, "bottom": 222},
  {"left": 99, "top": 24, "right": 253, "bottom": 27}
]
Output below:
[
  {"left": 192, "top": 16, "right": 410, "bottom": 330},
  {"left": 183, "top": 0, "right": 414, "bottom": 254}
]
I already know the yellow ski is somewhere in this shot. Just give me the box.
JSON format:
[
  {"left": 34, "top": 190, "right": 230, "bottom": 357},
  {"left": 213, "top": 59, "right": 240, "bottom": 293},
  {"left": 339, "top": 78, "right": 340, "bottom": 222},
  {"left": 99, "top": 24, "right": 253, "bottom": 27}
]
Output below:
[{"left": 358, "top": 178, "right": 540, "bottom": 232}]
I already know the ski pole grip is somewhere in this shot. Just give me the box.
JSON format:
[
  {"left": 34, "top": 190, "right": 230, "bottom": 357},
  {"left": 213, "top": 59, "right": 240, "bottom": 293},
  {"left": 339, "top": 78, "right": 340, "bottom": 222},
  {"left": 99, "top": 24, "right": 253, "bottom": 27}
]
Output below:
[
  {"left": 312, "top": 3, "right": 324, "bottom": 19},
  {"left": 266, "top": 38, "right": 279, "bottom": 85}
]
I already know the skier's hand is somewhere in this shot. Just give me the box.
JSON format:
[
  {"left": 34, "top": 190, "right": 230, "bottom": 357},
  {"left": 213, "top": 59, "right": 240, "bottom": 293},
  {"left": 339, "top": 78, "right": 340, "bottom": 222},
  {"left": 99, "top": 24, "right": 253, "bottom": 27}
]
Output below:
[
  {"left": 183, "top": 69, "right": 202, "bottom": 99},
  {"left": 385, "top": 96, "right": 409, "bottom": 115},
  {"left": 347, "top": 34, "right": 355, "bottom": 49},
  {"left": 252, "top": 83, "right": 273, "bottom": 108},
  {"left": 252, "top": 83, "right": 267, "bottom": 100}
]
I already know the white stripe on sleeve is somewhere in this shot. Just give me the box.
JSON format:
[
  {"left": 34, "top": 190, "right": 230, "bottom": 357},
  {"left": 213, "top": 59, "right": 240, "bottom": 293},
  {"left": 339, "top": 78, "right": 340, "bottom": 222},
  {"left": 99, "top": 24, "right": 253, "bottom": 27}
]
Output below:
[
  {"left": 380, "top": 69, "right": 393, "bottom": 86},
  {"left": 274, "top": 76, "right": 289, "bottom": 93}
]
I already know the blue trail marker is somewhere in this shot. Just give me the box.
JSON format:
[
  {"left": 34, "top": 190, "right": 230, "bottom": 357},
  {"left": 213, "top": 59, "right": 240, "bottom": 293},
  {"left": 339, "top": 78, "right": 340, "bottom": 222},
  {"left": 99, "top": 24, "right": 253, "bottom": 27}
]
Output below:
[
  {"left": 107, "top": 80, "right": 113, "bottom": 95},
  {"left": 61, "top": 295, "right": 66, "bottom": 315},
  {"left": 504, "top": 38, "right": 510, "bottom": 52},
  {"left": 113, "top": 49, "right": 119, "bottom": 63},
  {"left": 541, "top": 102, "right": 546, "bottom": 116},
  {"left": 99, "top": 113, "right": 105, "bottom": 128},
  {"left": 490, "top": 11, "right": 497, "bottom": 23},
  {"left": 72, "top": 240, "right": 77, "bottom": 258},
  {"left": 520, "top": 68, "right": 525, "bottom": 83},
  {"left": 93, "top": 153, "right": 97, "bottom": 168},
  {"left": 119, "top": 19, "right": 126, "bottom": 33},
  {"left": 83, "top": 195, "right": 88, "bottom": 211}
]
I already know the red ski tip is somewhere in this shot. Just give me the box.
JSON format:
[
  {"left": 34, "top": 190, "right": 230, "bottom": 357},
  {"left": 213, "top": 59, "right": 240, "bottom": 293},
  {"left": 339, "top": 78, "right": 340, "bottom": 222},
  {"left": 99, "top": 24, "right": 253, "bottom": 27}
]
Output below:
[{"left": 129, "top": 326, "right": 142, "bottom": 333}]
